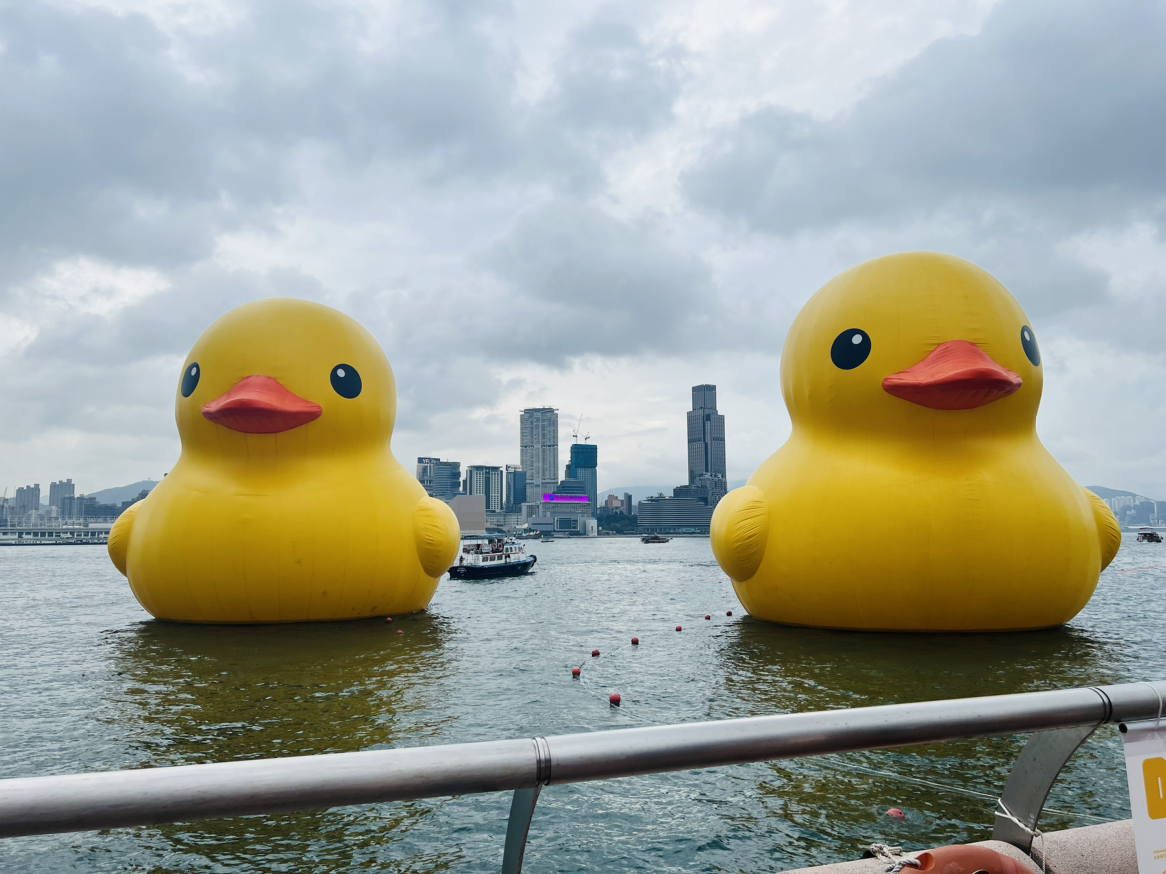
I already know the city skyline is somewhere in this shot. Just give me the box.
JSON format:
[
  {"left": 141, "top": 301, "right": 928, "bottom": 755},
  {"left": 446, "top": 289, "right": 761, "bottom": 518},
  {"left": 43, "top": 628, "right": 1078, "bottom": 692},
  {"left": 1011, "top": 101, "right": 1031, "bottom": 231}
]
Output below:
[{"left": 1, "top": 1, "right": 1163, "bottom": 502}]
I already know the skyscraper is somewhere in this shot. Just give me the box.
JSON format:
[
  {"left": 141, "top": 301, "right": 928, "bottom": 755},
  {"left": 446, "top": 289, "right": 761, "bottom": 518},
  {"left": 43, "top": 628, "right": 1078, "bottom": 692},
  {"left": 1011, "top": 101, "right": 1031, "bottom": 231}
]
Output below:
[
  {"left": 49, "top": 479, "right": 75, "bottom": 510},
  {"left": 687, "top": 384, "right": 726, "bottom": 486},
  {"left": 520, "top": 407, "right": 558, "bottom": 503},
  {"left": 14, "top": 484, "right": 40, "bottom": 517},
  {"left": 566, "top": 442, "right": 598, "bottom": 515},
  {"left": 416, "top": 457, "right": 462, "bottom": 501},
  {"left": 504, "top": 465, "right": 526, "bottom": 513},
  {"left": 464, "top": 465, "right": 504, "bottom": 512}
]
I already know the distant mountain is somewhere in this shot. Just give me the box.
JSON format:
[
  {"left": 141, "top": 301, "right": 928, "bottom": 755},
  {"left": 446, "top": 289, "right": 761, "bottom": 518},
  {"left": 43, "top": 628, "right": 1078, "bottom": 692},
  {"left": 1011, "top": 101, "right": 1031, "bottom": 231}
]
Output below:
[
  {"left": 599, "top": 480, "right": 748, "bottom": 507},
  {"left": 89, "top": 480, "right": 160, "bottom": 505},
  {"left": 1086, "top": 486, "right": 1159, "bottom": 502}
]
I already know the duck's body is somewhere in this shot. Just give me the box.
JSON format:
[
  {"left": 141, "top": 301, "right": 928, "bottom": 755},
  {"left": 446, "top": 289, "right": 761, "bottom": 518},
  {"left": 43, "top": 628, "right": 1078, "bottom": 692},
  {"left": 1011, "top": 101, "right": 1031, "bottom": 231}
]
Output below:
[
  {"left": 109, "top": 299, "right": 459, "bottom": 623},
  {"left": 712, "top": 253, "right": 1119, "bottom": 632}
]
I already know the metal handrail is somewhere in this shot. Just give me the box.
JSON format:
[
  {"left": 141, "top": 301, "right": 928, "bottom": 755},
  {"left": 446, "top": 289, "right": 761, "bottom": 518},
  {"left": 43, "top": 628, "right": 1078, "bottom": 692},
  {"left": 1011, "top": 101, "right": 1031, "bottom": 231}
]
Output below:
[{"left": 2, "top": 680, "right": 1162, "bottom": 870}]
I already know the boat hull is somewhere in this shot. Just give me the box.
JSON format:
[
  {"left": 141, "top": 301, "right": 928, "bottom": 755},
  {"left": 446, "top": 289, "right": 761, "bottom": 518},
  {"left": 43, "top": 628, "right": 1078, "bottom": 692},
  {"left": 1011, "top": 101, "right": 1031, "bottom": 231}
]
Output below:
[{"left": 448, "top": 556, "right": 537, "bottom": 580}]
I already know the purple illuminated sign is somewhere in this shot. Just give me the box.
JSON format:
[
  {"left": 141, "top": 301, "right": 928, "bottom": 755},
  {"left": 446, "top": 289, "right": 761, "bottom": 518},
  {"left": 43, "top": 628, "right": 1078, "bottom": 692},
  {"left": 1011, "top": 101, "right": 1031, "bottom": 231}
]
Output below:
[{"left": 542, "top": 494, "right": 588, "bottom": 503}]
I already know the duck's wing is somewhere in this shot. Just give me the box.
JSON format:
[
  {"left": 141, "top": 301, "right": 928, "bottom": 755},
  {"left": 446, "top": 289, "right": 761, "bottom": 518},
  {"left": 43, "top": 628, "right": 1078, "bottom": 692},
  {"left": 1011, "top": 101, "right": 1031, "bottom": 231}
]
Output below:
[
  {"left": 414, "top": 495, "right": 461, "bottom": 578},
  {"left": 710, "top": 485, "right": 770, "bottom": 582},
  {"left": 107, "top": 501, "right": 140, "bottom": 576},
  {"left": 1085, "top": 488, "right": 1121, "bottom": 571}
]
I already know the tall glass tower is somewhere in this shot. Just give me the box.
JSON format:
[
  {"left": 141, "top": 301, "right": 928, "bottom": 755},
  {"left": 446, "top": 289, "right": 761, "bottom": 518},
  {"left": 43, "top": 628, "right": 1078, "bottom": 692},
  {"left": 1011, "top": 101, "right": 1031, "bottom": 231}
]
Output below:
[
  {"left": 520, "top": 407, "right": 558, "bottom": 503},
  {"left": 687, "top": 384, "right": 725, "bottom": 485},
  {"left": 566, "top": 442, "right": 598, "bottom": 516}
]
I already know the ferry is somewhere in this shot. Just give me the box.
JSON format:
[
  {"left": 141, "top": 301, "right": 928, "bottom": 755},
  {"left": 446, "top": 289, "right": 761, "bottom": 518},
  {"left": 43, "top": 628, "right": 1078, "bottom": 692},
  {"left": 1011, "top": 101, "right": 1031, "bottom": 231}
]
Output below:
[
  {"left": 448, "top": 537, "right": 537, "bottom": 579},
  {"left": 1137, "top": 528, "right": 1163, "bottom": 543},
  {"left": 640, "top": 534, "right": 671, "bottom": 544}
]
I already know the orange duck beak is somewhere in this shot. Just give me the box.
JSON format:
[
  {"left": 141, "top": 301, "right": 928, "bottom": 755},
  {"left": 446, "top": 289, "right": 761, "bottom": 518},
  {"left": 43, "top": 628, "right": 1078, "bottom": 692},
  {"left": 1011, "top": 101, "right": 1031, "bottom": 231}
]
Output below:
[
  {"left": 202, "top": 375, "right": 322, "bottom": 433},
  {"left": 882, "top": 340, "right": 1022, "bottom": 410}
]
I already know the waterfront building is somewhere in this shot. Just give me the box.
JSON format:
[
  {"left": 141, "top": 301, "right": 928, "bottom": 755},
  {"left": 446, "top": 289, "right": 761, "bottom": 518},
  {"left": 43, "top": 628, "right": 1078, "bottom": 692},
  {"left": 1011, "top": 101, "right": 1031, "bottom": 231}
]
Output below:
[
  {"left": 520, "top": 407, "right": 558, "bottom": 504},
  {"left": 416, "top": 457, "right": 462, "bottom": 501},
  {"left": 48, "top": 479, "right": 75, "bottom": 511},
  {"left": 565, "top": 443, "right": 598, "bottom": 516},
  {"left": 14, "top": 484, "right": 40, "bottom": 517},
  {"left": 465, "top": 465, "right": 504, "bottom": 513},
  {"left": 603, "top": 494, "right": 625, "bottom": 513},
  {"left": 687, "top": 384, "right": 726, "bottom": 492},
  {"left": 636, "top": 496, "right": 714, "bottom": 535},
  {"left": 504, "top": 465, "right": 526, "bottom": 513},
  {"left": 448, "top": 494, "right": 487, "bottom": 536}
]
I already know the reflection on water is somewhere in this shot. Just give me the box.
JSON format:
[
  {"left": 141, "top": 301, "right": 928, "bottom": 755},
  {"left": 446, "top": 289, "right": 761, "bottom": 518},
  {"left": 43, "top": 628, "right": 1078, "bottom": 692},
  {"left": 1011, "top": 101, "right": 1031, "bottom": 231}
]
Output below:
[
  {"left": 1, "top": 535, "right": 1163, "bottom": 872},
  {"left": 721, "top": 618, "right": 1120, "bottom": 712},
  {"left": 107, "top": 615, "right": 459, "bottom": 872}
]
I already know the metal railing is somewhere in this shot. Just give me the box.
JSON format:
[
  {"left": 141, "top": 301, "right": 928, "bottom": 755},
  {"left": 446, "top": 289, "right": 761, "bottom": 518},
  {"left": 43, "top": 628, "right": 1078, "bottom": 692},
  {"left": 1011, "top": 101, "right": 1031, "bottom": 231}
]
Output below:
[{"left": 2, "top": 680, "right": 1162, "bottom": 873}]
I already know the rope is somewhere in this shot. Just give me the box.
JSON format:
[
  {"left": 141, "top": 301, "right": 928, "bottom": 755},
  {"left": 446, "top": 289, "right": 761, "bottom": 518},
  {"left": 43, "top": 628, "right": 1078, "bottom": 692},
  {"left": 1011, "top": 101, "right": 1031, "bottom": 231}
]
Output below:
[
  {"left": 867, "top": 843, "right": 921, "bottom": 873},
  {"left": 1139, "top": 681, "right": 1165, "bottom": 726},
  {"left": 995, "top": 799, "right": 1047, "bottom": 874}
]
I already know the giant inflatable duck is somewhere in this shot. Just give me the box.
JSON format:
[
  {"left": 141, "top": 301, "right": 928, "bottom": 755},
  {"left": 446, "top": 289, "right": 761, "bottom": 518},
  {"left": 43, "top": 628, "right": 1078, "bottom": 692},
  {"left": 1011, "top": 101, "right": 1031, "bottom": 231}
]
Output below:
[
  {"left": 711, "top": 253, "right": 1120, "bottom": 631},
  {"left": 108, "top": 299, "right": 460, "bottom": 623}
]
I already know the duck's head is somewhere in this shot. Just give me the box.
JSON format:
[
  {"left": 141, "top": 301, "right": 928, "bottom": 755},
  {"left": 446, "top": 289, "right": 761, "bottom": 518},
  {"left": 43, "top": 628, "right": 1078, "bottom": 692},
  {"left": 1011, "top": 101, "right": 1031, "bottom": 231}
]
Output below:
[
  {"left": 175, "top": 299, "right": 396, "bottom": 459},
  {"left": 781, "top": 253, "right": 1043, "bottom": 440}
]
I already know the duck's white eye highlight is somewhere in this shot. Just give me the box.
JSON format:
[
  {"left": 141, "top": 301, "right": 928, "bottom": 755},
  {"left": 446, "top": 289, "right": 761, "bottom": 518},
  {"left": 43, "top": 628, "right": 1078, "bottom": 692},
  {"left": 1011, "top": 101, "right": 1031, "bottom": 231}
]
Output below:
[
  {"left": 851, "top": 334, "right": 862, "bottom": 345},
  {"left": 190, "top": 365, "right": 198, "bottom": 375},
  {"left": 1022, "top": 330, "right": 1030, "bottom": 341},
  {"left": 336, "top": 368, "right": 346, "bottom": 377}
]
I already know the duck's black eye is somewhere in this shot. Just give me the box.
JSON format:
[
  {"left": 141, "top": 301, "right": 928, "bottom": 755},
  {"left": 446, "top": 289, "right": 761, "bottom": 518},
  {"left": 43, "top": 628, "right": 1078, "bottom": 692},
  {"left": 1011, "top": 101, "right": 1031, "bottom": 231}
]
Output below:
[
  {"left": 830, "top": 329, "right": 871, "bottom": 370},
  {"left": 330, "top": 364, "right": 362, "bottom": 398},
  {"left": 1020, "top": 326, "right": 1040, "bottom": 366},
  {"left": 181, "top": 362, "right": 200, "bottom": 398}
]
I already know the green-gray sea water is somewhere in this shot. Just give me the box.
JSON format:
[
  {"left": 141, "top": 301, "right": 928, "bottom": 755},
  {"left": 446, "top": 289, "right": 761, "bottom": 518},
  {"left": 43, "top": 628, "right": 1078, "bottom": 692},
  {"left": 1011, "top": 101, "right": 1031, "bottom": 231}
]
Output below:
[{"left": 1, "top": 534, "right": 1162, "bottom": 872}]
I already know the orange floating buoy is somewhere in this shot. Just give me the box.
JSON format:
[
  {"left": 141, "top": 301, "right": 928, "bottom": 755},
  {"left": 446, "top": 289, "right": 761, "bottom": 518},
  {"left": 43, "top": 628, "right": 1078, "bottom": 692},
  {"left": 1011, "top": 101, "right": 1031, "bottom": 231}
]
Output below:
[
  {"left": 592, "top": 649, "right": 600, "bottom": 657},
  {"left": 886, "top": 808, "right": 906, "bottom": 820},
  {"left": 572, "top": 667, "right": 581, "bottom": 677},
  {"left": 609, "top": 693, "right": 621, "bottom": 706},
  {"left": 911, "top": 845, "right": 1023, "bottom": 874},
  {"left": 675, "top": 625, "right": 682, "bottom": 631}
]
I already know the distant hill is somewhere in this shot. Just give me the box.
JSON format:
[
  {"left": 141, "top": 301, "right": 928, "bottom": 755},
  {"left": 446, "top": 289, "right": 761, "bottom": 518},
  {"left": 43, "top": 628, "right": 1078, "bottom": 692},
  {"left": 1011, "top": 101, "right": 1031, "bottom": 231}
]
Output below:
[
  {"left": 1087, "top": 486, "right": 1159, "bottom": 502},
  {"left": 90, "top": 480, "right": 160, "bottom": 505}
]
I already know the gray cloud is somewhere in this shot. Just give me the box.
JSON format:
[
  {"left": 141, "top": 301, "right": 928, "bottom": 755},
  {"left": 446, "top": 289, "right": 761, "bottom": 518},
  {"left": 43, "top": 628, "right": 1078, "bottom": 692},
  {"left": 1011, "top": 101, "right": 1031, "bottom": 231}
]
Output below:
[{"left": 684, "top": 0, "right": 1166, "bottom": 234}]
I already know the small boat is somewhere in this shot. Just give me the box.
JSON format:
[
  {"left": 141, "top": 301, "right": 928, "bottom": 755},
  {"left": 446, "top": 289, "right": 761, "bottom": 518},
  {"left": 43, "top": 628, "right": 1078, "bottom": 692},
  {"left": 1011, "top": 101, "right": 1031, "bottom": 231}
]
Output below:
[
  {"left": 1137, "top": 528, "right": 1163, "bottom": 543},
  {"left": 640, "top": 534, "right": 671, "bottom": 544},
  {"left": 449, "top": 537, "right": 537, "bottom": 579}
]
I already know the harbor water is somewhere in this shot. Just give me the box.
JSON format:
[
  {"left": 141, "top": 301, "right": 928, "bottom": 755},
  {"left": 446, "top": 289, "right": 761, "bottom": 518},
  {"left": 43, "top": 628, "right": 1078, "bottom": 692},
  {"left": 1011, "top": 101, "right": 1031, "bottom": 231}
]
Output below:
[{"left": 1, "top": 535, "right": 1163, "bottom": 872}]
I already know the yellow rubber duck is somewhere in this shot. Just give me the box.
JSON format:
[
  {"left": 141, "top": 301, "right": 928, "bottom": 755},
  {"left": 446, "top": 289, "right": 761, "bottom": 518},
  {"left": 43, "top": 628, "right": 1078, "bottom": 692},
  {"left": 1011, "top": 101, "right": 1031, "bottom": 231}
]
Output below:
[
  {"left": 108, "top": 299, "right": 460, "bottom": 623},
  {"left": 711, "top": 253, "right": 1120, "bottom": 631}
]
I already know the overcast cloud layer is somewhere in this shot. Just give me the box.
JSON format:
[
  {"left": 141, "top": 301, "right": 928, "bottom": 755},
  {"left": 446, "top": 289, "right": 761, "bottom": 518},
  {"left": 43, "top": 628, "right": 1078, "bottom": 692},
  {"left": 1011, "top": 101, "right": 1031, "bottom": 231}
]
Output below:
[{"left": 2, "top": 0, "right": 1164, "bottom": 499}]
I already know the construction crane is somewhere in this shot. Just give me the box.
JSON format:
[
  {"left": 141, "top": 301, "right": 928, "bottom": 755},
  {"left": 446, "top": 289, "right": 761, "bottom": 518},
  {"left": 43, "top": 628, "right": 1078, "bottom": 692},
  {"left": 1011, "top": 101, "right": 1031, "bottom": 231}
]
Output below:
[{"left": 571, "top": 415, "right": 591, "bottom": 444}]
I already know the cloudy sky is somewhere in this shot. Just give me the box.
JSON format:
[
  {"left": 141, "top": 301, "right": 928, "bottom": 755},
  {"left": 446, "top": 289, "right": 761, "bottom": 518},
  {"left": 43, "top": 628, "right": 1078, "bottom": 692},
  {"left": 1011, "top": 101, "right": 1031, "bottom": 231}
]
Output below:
[{"left": 2, "top": 0, "right": 1165, "bottom": 499}]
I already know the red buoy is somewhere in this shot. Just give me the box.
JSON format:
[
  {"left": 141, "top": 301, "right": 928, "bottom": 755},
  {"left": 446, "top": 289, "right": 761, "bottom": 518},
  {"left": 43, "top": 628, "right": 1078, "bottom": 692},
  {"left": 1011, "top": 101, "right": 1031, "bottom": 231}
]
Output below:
[
  {"left": 631, "top": 637, "right": 639, "bottom": 645},
  {"left": 396, "top": 630, "right": 403, "bottom": 635},
  {"left": 886, "top": 808, "right": 906, "bottom": 820},
  {"left": 609, "top": 693, "right": 621, "bottom": 706},
  {"left": 726, "top": 610, "right": 733, "bottom": 616},
  {"left": 675, "top": 625, "right": 682, "bottom": 631},
  {"left": 592, "top": 649, "right": 600, "bottom": 657},
  {"left": 572, "top": 667, "right": 581, "bottom": 677},
  {"left": 705, "top": 614, "right": 711, "bottom": 620},
  {"left": 385, "top": 617, "right": 393, "bottom": 623}
]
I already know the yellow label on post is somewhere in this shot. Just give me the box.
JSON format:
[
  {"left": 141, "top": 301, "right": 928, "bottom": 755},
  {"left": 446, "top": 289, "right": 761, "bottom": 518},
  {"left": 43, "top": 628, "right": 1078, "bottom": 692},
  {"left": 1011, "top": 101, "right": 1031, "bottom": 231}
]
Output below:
[
  {"left": 1144, "top": 757, "right": 1166, "bottom": 820},
  {"left": 1124, "top": 721, "right": 1166, "bottom": 874}
]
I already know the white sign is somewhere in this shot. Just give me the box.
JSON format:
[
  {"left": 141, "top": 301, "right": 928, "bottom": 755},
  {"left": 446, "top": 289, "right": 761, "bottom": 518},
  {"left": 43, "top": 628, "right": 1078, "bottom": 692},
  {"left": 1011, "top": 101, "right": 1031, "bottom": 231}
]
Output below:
[{"left": 1123, "top": 720, "right": 1166, "bottom": 874}]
